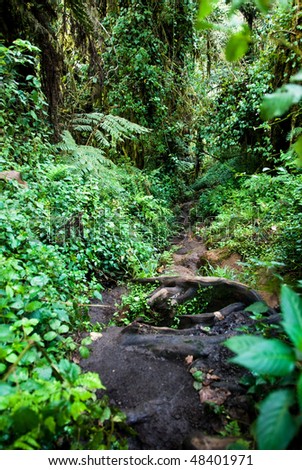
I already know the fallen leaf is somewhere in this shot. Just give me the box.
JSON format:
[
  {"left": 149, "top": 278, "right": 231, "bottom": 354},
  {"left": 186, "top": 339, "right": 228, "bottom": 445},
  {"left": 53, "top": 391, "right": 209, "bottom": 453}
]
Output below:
[
  {"left": 90, "top": 332, "right": 103, "bottom": 341},
  {"left": 214, "top": 311, "right": 224, "bottom": 320},
  {"left": 199, "top": 386, "right": 231, "bottom": 405},
  {"left": 185, "top": 355, "right": 194, "bottom": 365}
]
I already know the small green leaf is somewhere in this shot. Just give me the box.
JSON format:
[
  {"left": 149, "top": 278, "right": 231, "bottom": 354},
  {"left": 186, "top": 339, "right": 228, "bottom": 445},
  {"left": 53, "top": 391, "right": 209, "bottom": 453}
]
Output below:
[
  {"left": 12, "top": 407, "right": 39, "bottom": 435},
  {"left": 6, "top": 352, "right": 18, "bottom": 363},
  {"left": 245, "top": 302, "right": 268, "bottom": 314},
  {"left": 0, "top": 383, "right": 13, "bottom": 396},
  {"left": 30, "top": 275, "right": 49, "bottom": 287},
  {"left": 293, "top": 135, "right": 302, "bottom": 167},
  {"left": 225, "top": 27, "right": 251, "bottom": 62},
  {"left": 34, "top": 365, "right": 52, "bottom": 380},
  {"left": 58, "top": 324, "right": 69, "bottom": 334},
  {"left": 43, "top": 331, "right": 57, "bottom": 341},
  {"left": 280, "top": 285, "right": 302, "bottom": 351},
  {"left": 225, "top": 335, "right": 295, "bottom": 376},
  {"left": 81, "top": 336, "right": 92, "bottom": 346},
  {"left": 74, "top": 372, "right": 105, "bottom": 390},
  {"left": 79, "top": 346, "right": 90, "bottom": 359},
  {"left": 0, "top": 324, "right": 14, "bottom": 343},
  {"left": 192, "top": 370, "right": 203, "bottom": 382},
  {"left": 70, "top": 401, "right": 87, "bottom": 420},
  {"left": 100, "top": 406, "right": 111, "bottom": 422},
  {"left": 5, "top": 285, "right": 14, "bottom": 299},
  {"left": 256, "top": 389, "right": 297, "bottom": 449},
  {"left": 44, "top": 416, "right": 56, "bottom": 433},
  {"left": 93, "top": 290, "right": 103, "bottom": 301},
  {"left": 254, "top": 0, "right": 273, "bottom": 13},
  {"left": 25, "top": 301, "right": 42, "bottom": 312},
  {"left": 49, "top": 319, "right": 61, "bottom": 330},
  {"left": 193, "top": 381, "right": 203, "bottom": 391},
  {"left": 10, "top": 299, "right": 24, "bottom": 310}
]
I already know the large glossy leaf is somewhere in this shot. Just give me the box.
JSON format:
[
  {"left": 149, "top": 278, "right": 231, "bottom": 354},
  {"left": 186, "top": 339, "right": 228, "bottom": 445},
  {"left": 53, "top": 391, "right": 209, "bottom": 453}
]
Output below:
[
  {"left": 197, "top": 0, "right": 219, "bottom": 20},
  {"left": 261, "top": 84, "right": 302, "bottom": 120},
  {"left": 225, "top": 27, "right": 251, "bottom": 62},
  {"left": 225, "top": 335, "right": 295, "bottom": 376},
  {"left": 256, "top": 389, "right": 297, "bottom": 449},
  {"left": 254, "top": 0, "right": 273, "bottom": 13},
  {"left": 293, "top": 135, "right": 302, "bottom": 167},
  {"left": 280, "top": 285, "right": 302, "bottom": 351}
]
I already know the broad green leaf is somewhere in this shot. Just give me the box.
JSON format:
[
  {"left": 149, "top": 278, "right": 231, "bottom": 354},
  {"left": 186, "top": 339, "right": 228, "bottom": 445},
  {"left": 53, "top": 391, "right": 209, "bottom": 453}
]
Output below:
[
  {"left": 261, "top": 84, "right": 302, "bottom": 120},
  {"left": 5, "top": 285, "right": 14, "bottom": 299},
  {"left": 9, "top": 367, "right": 29, "bottom": 383},
  {"left": 245, "top": 301, "right": 268, "bottom": 314},
  {"left": 256, "top": 389, "right": 297, "bottom": 449},
  {"left": 93, "top": 290, "right": 103, "bottom": 301},
  {"left": 293, "top": 135, "right": 302, "bottom": 167},
  {"left": 20, "top": 348, "right": 39, "bottom": 365},
  {"left": 58, "top": 359, "right": 81, "bottom": 383},
  {"left": 0, "top": 363, "right": 6, "bottom": 374},
  {"left": 225, "top": 335, "right": 295, "bottom": 376},
  {"left": 197, "top": 0, "right": 219, "bottom": 20},
  {"left": 49, "top": 319, "right": 61, "bottom": 330},
  {"left": 12, "top": 407, "right": 39, "bottom": 434},
  {"left": 70, "top": 401, "right": 87, "bottom": 420},
  {"left": 81, "top": 336, "right": 92, "bottom": 346},
  {"left": 280, "top": 285, "right": 302, "bottom": 351},
  {"left": 30, "top": 274, "right": 49, "bottom": 287},
  {"left": 100, "top": 406, "right": 111, "bottom": 422},
  {"left": 6, "top": 352, "right": 18, "bottom": 363},
  {"left": 43, "top": 331, "right": 57, "bottom": 341},
  {"left": 74, "top": 372, "right": 105, "bottom": 390},
  {"left": 10, "top": 299, "right": 24, "bottom": 310},
  {"left": 254, "top": 0, "right": 273, "bottom": 13},
  {"left": 25, "top": 301, "right": 42, "bottom": 312},
  {"left": 0, "top": 383, "right": 14, "bottom": 396},
  {"left": 0, "top": 324, "right": 14, "bottom": 343},
  {"left": 225, "top": 27, "right": 251, "bottom": 62},
  {"left": 58, "top": 324, "right": 69, "bottom": 334},
  {"left": 34, "top": 365, "right": 52, "bottom": 380},
  {"left": 79, "top": 346, "right": 90, "bottom": 359},
  {"left": 44, "top": 416, "right": 56, "bottom": 433}
]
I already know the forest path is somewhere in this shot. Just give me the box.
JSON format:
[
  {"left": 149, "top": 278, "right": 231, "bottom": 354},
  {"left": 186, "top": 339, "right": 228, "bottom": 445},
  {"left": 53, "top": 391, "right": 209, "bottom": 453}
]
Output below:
[{"left": 81, "top": 201, "right": 277, "bottom": 450}]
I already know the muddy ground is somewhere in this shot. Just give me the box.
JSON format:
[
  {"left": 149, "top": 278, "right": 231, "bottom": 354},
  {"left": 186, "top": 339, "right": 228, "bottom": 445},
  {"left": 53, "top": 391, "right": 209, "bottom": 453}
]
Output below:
[{"left": 81, "top": 203, "right": 279, "bottom": 450}]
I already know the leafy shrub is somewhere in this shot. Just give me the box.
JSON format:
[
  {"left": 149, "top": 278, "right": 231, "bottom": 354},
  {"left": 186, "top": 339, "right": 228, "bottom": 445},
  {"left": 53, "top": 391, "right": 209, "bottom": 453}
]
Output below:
[
  {"left": 196, "top": 170, "right": 302, "bottom": 280},
  {"left": 225, "top": 285, "right": 302, "bottom": 449}
]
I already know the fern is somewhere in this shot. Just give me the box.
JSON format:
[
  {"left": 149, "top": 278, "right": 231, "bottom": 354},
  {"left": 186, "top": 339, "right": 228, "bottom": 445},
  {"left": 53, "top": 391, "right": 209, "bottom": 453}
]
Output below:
[
  {"left": 71, "top": 112, "right": 150, "bottom": 149},
  {"left": 57, "top": 130, "right": 115, "bottom": 176}
]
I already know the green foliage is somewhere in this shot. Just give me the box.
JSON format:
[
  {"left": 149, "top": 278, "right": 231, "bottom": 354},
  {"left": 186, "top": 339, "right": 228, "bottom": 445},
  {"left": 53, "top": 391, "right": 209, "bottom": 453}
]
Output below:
[
  {"left": 0, "top": 38, "right": 176, "bottom": 449},
  {"left": 225, "top": 26, "right": 251, "bottom": 62},
  {"left": 225, "top": 285, "right": 302, "bottom": 449},
  {"left": 112, "top": 283, "right": 159, "bottom": 326},
  {"left": 0, "top": 39, "right": 50, "bottom": 165},
  {"left": 196, "top": 169, "right": 302, "bottom": 280}
]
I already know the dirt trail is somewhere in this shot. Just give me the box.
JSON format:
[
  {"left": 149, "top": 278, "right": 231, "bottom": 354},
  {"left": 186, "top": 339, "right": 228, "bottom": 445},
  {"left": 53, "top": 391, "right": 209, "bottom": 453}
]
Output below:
[{"left": 81, "top": 202, "right": 277, "bottom": 449}]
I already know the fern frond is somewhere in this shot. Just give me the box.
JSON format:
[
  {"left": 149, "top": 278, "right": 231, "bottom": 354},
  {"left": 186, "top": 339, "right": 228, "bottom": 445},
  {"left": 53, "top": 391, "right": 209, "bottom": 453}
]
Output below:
[{"left": 70, "top": 112, "right": 150, "bottom": 150}]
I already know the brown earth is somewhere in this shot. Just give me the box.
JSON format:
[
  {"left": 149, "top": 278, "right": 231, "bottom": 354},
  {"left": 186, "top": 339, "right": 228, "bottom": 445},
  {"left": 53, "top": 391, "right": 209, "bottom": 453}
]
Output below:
[{"left": 81, "top": 202, "right": 279, "bottom": 450}]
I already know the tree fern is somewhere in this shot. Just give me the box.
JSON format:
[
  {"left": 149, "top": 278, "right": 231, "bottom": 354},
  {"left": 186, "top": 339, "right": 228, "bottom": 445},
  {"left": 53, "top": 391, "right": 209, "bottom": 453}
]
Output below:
[
  {"left": 57, "top": 130, "right": 115, "bottom": 176},
  {"left": 71, "top": 112, "right": 150, "bottom": 149}
]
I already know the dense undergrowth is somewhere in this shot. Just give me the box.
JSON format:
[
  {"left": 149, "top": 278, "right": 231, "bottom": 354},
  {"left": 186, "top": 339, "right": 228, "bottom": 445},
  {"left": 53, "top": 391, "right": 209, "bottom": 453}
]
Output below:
[
  {"left": 2, "top": 0, "right": 302, "bottom": 451},
  {"left": 0, "top": 39, "right": 176, "bottom": 449}
]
